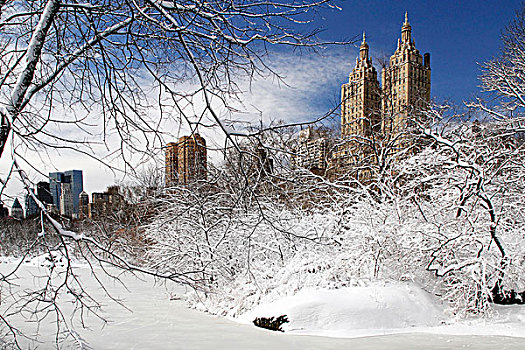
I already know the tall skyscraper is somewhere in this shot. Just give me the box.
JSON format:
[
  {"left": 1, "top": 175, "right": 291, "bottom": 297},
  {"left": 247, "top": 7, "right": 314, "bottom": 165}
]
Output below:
[
  {"left": 341, "top": 33, "right": 381, "bottom": 140},
  {"left": 60, "top": 182, "right": 73, "bottom": 217},
  {"left": 49, "top": 172, "right": 62, "bottom": 210},
  {"left": 49, "top": 170, "right": 83, "bottom": 217},
  {"left": 381, "top": 13, "right": 431, "bottom": 141},
  {"left": 165, "top": 142, "right": 178, "bottom": 187},
  {"left": 339, "top": 13, "right": 431, "bottom": 162},
  {"left": 165, "top": 134, "right": 207, "bottom": 187}
]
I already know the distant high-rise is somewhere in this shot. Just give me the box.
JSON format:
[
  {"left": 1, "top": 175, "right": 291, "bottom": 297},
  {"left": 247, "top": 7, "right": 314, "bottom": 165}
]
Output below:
[
  {"left": 49, "top": 170, "right": 83, "bottom": 217},
  {"left": 79, "top": 191, "right": 90, "bottom": 219},
  {"left": 11, "top": 198, "right": 23, "bottom": 219},
  {"left": 24, "top": 189, "right": 38, "bottom": 217},
  {"left": 36, "top": 181, "right": 53, "bottom": 206},
  {"left": 90, "top": 186, "right": 123, "bottom": 218},
  {"left": 165, "top": 134, "right": 207, "bottom": 187},
  {"left": 292, "top": 127, "right": 331, "bottom": 174},
  {"left": 49, "top": 172, "right": 62, "bottom": 209},
  {"left": 341, "top": 33, "right": 381, "bottom": 140},
  {"left": 165, "top": 142, "right": 178, "bottom": 187},
  {"left": 60, "top": 182, "right": 73, "bottom": 217}
]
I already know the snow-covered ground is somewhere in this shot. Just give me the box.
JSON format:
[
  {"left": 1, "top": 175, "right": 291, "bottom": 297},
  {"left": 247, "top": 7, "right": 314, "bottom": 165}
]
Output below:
[
  {"left": 237, "top": 281, "right": 525, "bottom": 340},
  {"left": 237, "top": 282, "right": 445, "bottom": 337},
  {"left": 1, "top": 259, "right": 525, "bottom": 349}
]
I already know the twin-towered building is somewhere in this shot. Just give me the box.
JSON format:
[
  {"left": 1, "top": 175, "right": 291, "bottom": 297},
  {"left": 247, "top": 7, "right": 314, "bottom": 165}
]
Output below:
[
  {"left": 296, "top": 14, "right": 432, "bottom": 177},
  {"left": 341, "top": 13, "right": 431, "bottom": 150}
]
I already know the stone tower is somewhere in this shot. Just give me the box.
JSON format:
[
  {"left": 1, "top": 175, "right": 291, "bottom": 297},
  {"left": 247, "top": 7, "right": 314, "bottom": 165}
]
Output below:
[
  {"left": 381, "top": 13, "right": 431, "bottom": 141},
  {"left": 341, "top": 33, "right": 381, "bottom": 140}
]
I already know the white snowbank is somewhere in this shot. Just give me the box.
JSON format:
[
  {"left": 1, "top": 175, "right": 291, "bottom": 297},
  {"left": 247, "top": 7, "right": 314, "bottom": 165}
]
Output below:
[
  {"left": 238, "top": 281, "right": 445, "bottom": 337},
  {"left": 236, "top": 281, "right": 525, "bottom": 340}
]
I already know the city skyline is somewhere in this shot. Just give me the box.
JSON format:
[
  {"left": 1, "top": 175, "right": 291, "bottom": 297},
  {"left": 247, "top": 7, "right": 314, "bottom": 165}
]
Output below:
[
  {"left": 1, "top": 2, "right": 519, "bottom": 203},
  {"left": 3, "top": 3, "right": 524, "bottom": 346}
]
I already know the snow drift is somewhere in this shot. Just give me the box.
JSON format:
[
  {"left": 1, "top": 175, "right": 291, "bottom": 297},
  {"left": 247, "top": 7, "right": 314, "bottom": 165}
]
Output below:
[{"left": 239, "top": 281, "right": 445, "bottom": 337}]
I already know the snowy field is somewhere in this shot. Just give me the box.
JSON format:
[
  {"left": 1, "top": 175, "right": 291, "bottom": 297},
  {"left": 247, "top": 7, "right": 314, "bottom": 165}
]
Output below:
[{"left": 1, "top": 260, "right": 525, "bottom": 349}]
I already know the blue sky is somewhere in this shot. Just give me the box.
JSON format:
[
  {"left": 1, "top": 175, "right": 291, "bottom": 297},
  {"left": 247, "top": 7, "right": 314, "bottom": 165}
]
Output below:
[
  {"left": 312, "top": 0, "right": 522, "bottom": 104},
  {"left": 4, "top": 1, "right": 523, "bottom": 200}
]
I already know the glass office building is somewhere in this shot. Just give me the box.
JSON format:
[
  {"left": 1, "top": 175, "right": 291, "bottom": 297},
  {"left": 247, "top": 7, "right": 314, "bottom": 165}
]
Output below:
[{"left": 49, "top": 170, "right": 83, "bottom": 217}]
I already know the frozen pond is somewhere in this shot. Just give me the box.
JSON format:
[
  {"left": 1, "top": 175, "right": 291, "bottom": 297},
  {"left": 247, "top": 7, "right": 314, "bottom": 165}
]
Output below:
[{"left": 1, "top": 263, "right": 525, "bottom": 349}]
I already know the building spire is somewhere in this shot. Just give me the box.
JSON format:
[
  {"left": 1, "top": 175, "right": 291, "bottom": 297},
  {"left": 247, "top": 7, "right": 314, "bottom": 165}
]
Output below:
[
  {"left": 401, "top": 11, "right": 412, "bottom": 43},
  {"left": 359, "top": 31, "right": 369, "bottom": 64}
]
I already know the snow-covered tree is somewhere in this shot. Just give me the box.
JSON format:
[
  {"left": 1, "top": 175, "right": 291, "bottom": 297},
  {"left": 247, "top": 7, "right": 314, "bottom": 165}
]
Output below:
[{"left": 0, "top": 0, "right": 341, "bottom": 346}]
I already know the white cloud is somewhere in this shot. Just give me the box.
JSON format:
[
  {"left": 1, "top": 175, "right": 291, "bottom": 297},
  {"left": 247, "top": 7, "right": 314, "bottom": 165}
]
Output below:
[
  {"left": 228, "top": 48, "right": 355, "bottom": 126},
  {"left": 1, "top": 47, "right": 358, "bottom": 206}
]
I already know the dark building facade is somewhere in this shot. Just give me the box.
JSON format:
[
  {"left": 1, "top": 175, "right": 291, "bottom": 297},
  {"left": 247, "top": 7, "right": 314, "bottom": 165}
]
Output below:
[
  {"left": 24, "top": 189, "right": 39, "bottom": 217},
  {"left": 49, "top": 170, "right": 83, "bottom": 217},
  {"left": 37, "top": 181, "right": 53, "bottom": 205},
  {"left": 11, "top": 198, "right": 23, "bottom": 219},
  {"left": 0, "top": 202, "right": 8, "bottom": 218}
]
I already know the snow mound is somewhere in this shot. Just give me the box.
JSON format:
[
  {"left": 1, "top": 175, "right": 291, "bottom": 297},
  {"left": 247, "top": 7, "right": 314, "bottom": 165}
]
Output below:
[{"left": 238, "top": 281, "right": 445, "bottom": 337}]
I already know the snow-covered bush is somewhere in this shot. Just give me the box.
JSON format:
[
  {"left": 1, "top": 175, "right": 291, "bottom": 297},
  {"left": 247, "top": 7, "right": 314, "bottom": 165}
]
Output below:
[{"left": 145, "top": 119, "right": 525, "bottom": 317}]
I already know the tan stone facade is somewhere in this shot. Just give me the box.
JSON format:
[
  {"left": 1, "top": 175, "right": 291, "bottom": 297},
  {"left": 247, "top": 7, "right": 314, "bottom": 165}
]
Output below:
[
  {"left": 165, "top": 133, "right": 207, "bottom": 187},
  {"left": 340, "top": 13, "right": 431, "bottom": 158},
  {"left": 382, "top": 13, "right": 431, "bottom": 145},
  {"left": 341, "top": 33, "right": 381, "bottom": 140},
  {"left": 292, "top": 127, "right": 331, "bottom": 174}
]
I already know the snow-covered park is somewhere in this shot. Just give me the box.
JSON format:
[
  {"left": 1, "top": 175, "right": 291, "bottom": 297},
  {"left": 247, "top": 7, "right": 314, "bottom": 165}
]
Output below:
[
  {"left": 3, "top": 1, "right": 525, "bottom": 349},
  {"left": 1, "top": 258, "right": 525, "bottom": 349}
]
